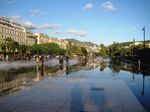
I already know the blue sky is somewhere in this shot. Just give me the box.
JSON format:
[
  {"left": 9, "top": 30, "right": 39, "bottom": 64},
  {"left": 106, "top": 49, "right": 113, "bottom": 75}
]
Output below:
[{"left": 0, "top": 0, "right": 150, "bottom": 45}]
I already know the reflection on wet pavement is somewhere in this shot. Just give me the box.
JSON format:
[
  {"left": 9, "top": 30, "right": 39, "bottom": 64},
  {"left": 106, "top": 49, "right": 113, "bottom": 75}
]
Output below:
[{"left": 0, "top": 59, "right": 148, "bottom": 112}]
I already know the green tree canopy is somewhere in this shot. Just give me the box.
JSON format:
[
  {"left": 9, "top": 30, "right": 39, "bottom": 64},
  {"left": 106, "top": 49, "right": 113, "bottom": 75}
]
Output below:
[
  {"left": 1, "top": 38, "right": 19, "bottom": 53},
  {"left": 66, "top": 44, "right": 88, "bottom": 56},
  {"left": 99, "top": 44, "right": 108, "bottom": 58},
  {"left": 30, "top": 42, "right": 65, "bottom": 55},
  {"left": 108, "top": 42, "right": 121, "bottom": 57}
]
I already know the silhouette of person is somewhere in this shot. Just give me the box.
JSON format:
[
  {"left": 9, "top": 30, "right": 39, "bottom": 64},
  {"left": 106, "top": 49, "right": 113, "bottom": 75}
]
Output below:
[
  {"left": 66, "top": 65, "right": 69, "bottom": 74},
  {"left": 40, "top": 55, "right": 44, "bottom": 76},
  {"left": 138, "top": 59, "right": 141, "bottom": 71},
  {"left": 65, "top": 56, "right": 69, "bottom": 64},
  {"left": 59, "top": 56, "right": 64, "bottom": 65},
  {"left": 59, "top": 64, "right": 63, "bottom": 70}
]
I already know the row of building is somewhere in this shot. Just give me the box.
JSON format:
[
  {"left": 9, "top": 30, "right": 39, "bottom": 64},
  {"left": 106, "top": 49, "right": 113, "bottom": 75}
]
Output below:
[
  {"left": 34, "top": 33, "right": 68, "bottom": 49},
  {"left": 0, "top": 16, "right": 100, "bottom": 53},
  {"left": 120, "top": 41, "right": 150, "bottom": 49},
  {"left": 0, "top": 16, "right": 68, "bottom": 49}
]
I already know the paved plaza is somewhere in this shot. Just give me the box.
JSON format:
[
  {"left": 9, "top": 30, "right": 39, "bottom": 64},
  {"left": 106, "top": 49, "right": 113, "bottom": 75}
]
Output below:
[{"left": 0, "top": 77, "right": 145, "bottom": 112}]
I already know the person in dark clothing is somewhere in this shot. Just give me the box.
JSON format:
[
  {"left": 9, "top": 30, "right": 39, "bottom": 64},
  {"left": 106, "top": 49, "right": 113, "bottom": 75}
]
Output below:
[
  {"left": 40, "top": 55, "right": 44, "bottom": 76},
  {"left": 65, "top": 56, "right": 69, "bottom": 64},
  {"left": 59, "top": 56, "right": 64, "bottom": 64}
]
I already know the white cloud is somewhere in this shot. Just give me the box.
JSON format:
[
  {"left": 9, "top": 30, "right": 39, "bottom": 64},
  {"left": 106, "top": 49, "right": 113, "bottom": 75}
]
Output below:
[
  {"left": 29, "top": 9, "right": 47, "bottom": 17},
  {"left": 21, "top": 21, "right": 61, "bottom": 30},
  {"left": 4, "top": 15, "right": 22, "bottom": 22},
  {"left": 21, "top": 21, "right": 36, "bottom": 30},
  {"left": 83, "top": 3, "right": 93, "bottom": 10},
  {"left": 9, "top": 15, "right": 21, "bottom": 20},
  {"left": 3, "top": 16, "right": 60, "bottom": 30},
  {"left": 101, "top": 1, "right": 116, "bottom": 11},
  {"left": 38, "top": 24, "right": 61, "bottom": 29},
  {"left": 67, "top": 29, "right": 87, "bottom": 37}
]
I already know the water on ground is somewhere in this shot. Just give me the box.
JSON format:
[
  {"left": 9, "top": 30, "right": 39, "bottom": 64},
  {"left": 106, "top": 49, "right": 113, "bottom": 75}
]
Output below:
[{"left": 0, "top": 59, "right": 150, "bottom": 112}]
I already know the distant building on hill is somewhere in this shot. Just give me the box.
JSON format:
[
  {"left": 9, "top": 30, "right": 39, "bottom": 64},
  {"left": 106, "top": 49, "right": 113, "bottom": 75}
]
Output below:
[
  {"left": 34, "top": 33, "right": 50, "bottom": 44},
  {"left": 34, "top": 33, "right": 68, "bottom": 49},
  {"left": 120, "top": 41, "right": 149, "bottom": 49}
]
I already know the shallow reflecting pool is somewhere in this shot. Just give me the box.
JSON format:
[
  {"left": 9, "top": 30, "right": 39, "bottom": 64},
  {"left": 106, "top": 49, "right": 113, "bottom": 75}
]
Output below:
[{"left": 0, "top": 59, "right": 150, "bottom": 112}]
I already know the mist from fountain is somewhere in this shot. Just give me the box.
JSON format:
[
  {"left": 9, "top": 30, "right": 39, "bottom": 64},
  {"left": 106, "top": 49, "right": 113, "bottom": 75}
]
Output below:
[{"left": 0, "top": 58, "right": 79, "bottom": 70}]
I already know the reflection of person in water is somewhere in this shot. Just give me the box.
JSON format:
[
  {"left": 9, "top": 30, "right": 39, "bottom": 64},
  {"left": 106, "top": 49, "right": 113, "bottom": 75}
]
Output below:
[
  {"left": 66, "top": 65, "right": 69, "bottom": 74},
  {"left": 59, "top": 64, "right": 63, "bottom": 70},
  {"left": 65, "top": 56, "right": 69, "bottom": 64},
  {"left": 35, "top": 66, "right": 41, "bottom": 81},
  {"left": 35, "top": 55, "right": 40, "bottom": 66},
  {"left": 59, "top": 56, "right": 64, "bottom": 70},
  {"left": 40, "top": 55, "right": 45, "bottom": 76},
  {"left": 138, "top": 59, "right": 141, "bottom": 71},
  {"left": 70, "top": 84, "right": 84, "bottom": 112},
  {"left": 100, "top": 66, "right": 104, "bottom": 72}
]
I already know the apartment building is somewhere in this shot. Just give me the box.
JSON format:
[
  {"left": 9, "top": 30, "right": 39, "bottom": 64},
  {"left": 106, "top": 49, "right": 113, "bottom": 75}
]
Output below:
[
  {"left": 35, "top": 34, "right": 68, "bottom": 49},
  {"left": 0, "top": 16, "right": 26, "bottom": 44},
  {"left": 0, "top": 16, "right": 37, "bottom": 46},
  {"left": 26, "top": 30, "right": 37, "bottom": 46},
  {"left": 49, "top": 37, "right": 68, "bottom": 49},
  {"left": 34, "top": 33, "right": 50, "bottom": 44},
  {"left": 59, "top": 40, "right": 68, "bottom": 49}
]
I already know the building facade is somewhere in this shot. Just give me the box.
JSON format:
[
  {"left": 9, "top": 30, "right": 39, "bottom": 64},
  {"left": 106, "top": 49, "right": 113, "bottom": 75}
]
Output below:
[
  {"left": 34, "top": 33, "right": 50, "bottom": 44},
  {"left": 49, "top": 37, "right": 68, "bottom": 49},
  {"left": 59, "top": 40, "right": 68, "bottom": 49},
  {"left": 0, "top": 17, "right": 69, "bottom": 49},
  {"left": 35, "top": 34, "right": 68, "bottom": 49},
  {"left": 0, "top": 16, "right": 26, "bottom": 45},
  {"left": 0, "top": 16, "right": 37, "bottom": 46},
  {"left": 26, "top": 30, "right": 37, "bottom": 46}
]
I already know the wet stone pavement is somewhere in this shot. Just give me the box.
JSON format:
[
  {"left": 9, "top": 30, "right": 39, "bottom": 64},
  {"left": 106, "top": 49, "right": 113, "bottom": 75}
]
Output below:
[{"left": 0, "top": 77, "right": 145, "bottom": 112}]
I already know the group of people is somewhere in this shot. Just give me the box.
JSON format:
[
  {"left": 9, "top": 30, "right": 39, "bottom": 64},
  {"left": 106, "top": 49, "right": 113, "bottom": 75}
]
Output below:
[
  {"left": 35, "top": 55, "right": 70, "bottom": 70},
  {"left": 59, "top": 56, "right": 69, "bottom": 65},
  {"left": 59, "top": 56, "right": 70, "bottom": 71}
]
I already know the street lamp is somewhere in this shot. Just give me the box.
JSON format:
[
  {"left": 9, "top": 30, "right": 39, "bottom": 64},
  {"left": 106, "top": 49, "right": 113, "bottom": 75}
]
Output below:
[
  {"left": 132, "top": 38, "right": 135, "bottom": 56},
  {"left": 142, "top": 26, "right": 145, "bottom": 49}
]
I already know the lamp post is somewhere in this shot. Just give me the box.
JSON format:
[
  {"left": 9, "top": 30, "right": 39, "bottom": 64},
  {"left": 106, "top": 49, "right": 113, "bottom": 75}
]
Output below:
[
  {"left": 142, "top": 26, "right": 145, "bottom": 49},
  {"left": 133, "top": 38, "right": 135, "bottom": 56}
]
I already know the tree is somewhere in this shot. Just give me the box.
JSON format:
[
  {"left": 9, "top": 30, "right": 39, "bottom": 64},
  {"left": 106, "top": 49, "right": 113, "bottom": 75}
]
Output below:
[
  {"left": 0, "top": 38, "right": 20, "bottom": 60},
  {"left": 108, "top": 42, "right": 121, "bottom": 57},
  {"left": 13, "top": 42, "right": 19, "bottom": 53},
  {"left": 66, "top": 44, "right": 87, "bottom": 56},
  {"left": 19, "top": 44, "right": 29, "bottom": 59},
  {"left": 4, "top": 38, "right": 19, "bottom": 53},
  {"left": 30, "top": 42, "right": 65, "bottom": 56},
  {"left": 81, "top": 47, "right": 88, "bottom": 57},
  {"left": 99, "top": 44, "right": 108, "bottom": 58}
]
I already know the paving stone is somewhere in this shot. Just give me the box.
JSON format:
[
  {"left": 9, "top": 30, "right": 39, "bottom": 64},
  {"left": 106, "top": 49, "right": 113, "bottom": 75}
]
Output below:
[{"left": 0, "top": 79, "right": 146, "bottom": 112}]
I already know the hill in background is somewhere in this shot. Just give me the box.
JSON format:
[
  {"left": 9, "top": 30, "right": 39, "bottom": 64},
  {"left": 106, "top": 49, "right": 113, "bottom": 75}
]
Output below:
[{"left": 64, "top": 38, "right": 98, "bottom": 47}]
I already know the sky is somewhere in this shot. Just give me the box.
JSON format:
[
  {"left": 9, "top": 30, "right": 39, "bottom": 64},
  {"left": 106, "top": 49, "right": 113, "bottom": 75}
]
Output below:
[{"left": 0, "top": 0, "right": 150, "bottom": 45}]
